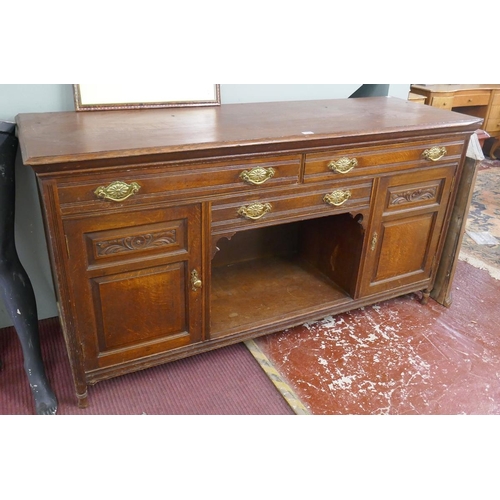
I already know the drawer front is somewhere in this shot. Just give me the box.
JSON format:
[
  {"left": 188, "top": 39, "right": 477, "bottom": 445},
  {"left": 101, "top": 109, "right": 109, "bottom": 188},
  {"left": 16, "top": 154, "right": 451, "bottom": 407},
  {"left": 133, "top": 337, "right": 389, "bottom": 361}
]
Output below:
[
  {"left": 211, "top": 180, "right": 372, "bottom": 232},
  {"left": 451, "top": 91, "right": 491, "bottom": 107},
  {"left": 56, "top": 155, "right": 301, "bottom": 211},
  {"left": 430, "top": 96, "right": 452, "bottom": 109},
  {"left": 303, "top": 138, "right": 464, "bottom": 183}
]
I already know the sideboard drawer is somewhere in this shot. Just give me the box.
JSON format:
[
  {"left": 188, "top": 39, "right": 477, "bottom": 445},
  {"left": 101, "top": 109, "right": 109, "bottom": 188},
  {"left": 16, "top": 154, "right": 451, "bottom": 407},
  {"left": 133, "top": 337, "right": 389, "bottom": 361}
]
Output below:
[
  {"left": 451, "top": 91, "right": 491, "bottom": 107},
  {"left": 57, "top": 154, "right": 301, "bottom": 210},
  {"left": 303, "top": 138, "right": 464, "bottom": 183},
  {"left": 211, "top": 180, "right": 373, "bottom": 232}
]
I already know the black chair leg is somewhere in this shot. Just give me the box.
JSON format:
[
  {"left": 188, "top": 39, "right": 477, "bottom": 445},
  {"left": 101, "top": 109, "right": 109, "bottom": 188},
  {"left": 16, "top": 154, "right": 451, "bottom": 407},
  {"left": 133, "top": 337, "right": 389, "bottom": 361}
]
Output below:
[{"left": 0, "top": 122, "right": 57, "bottom": 415}]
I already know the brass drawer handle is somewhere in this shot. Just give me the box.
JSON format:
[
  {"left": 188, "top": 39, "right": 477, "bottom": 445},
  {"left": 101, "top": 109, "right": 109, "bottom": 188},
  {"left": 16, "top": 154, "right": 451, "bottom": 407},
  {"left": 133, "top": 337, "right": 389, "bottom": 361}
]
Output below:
[
  {"left": 422, "top": 146, "right": 447, "bottom": 162},
  {"left": 240, "top": 167, "right": 275, "bottom": 185},
  {"left": 328, "top": 157, "right": 358, "bottom": 174},
  {"left": 237, "top": 202, "right": 272, "bottom": 220},
  {"left": 324, "top": 190, "right": 352, "bottom": 207},
  {"left": 95, "top": 180, "right": 141, "bottom": 202},
  {"left": 191, "top": 270, "right": 202, "bottom": 292}
]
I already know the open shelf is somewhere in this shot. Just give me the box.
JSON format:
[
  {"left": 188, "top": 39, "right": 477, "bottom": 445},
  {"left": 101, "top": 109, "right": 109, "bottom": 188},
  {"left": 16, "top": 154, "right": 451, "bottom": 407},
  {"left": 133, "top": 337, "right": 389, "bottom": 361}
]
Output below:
[
  {"left": 210, "top": 255, "right": 351, "bottom": 337},
  {"left": 210, "top": 214, "right": 365, "bottom": 338}
]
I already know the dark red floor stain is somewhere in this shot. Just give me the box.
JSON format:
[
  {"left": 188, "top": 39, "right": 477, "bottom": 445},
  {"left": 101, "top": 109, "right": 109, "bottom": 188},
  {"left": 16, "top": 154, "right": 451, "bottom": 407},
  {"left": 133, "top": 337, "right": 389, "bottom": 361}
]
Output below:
[{"left": 255, "top": 260, "right": 500, "bottom": 414}]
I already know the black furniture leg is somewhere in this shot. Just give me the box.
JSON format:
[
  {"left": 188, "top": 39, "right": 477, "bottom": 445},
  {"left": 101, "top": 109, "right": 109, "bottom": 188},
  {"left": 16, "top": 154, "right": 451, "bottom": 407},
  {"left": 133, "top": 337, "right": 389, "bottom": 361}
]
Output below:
[{"left": 0, "top": 121, "right": 57, "bottom": 415}]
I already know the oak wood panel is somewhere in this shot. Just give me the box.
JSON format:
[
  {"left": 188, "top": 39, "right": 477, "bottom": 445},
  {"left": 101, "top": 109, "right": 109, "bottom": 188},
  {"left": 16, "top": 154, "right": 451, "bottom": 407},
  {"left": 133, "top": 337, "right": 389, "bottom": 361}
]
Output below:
[
  {"left": 373, "top": 213, "right": 436, "bottom": 282},
  {"left": 91, "top": 263, "right": 190, "bottom": 367}
]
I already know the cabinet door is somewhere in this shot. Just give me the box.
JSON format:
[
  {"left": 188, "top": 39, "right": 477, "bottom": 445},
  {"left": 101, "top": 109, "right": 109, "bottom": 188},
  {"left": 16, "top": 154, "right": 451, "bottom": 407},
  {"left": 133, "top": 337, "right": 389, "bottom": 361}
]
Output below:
[
  {"left": 359, "top": 166, "right": 456, "bottom": 297},
  {"left": 63, "top": 203, "right": 204, "bottom": 372}
]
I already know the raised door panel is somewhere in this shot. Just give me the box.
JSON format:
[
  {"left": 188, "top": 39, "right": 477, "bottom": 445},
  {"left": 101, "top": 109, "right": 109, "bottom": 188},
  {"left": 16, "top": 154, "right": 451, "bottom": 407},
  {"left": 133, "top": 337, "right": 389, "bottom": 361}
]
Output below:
[
  {"left": 372, "top": 212, "right": 435, "bottom": 283},
  {"left": 63, "top": 203, "right": 204, "bottom": 372},
  {"left": 359, "top": 165, "right": 456, "bottom": 297}
]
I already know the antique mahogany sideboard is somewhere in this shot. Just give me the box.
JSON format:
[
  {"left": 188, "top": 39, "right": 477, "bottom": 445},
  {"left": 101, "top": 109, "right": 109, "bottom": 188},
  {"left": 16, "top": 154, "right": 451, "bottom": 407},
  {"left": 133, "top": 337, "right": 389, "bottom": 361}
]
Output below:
[{"left": 16, "top": 98, "right": 482, "bottom": 407}]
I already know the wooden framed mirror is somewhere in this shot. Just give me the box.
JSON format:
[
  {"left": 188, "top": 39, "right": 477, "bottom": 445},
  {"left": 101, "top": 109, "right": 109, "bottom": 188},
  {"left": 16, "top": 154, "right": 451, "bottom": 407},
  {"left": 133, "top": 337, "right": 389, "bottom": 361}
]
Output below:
[{"left": 73, "top": 84, "right": 220, "bottom": 111}]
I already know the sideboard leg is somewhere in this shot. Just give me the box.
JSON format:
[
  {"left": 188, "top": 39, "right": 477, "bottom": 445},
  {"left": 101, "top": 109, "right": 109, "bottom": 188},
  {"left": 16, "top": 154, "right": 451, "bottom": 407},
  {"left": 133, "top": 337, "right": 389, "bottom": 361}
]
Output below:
[
  {"left": 76, "top": 390, "right": 89, "bottom": 409},
  {"left": 420, "top": 289, "right": 431, "bottom": 305}
]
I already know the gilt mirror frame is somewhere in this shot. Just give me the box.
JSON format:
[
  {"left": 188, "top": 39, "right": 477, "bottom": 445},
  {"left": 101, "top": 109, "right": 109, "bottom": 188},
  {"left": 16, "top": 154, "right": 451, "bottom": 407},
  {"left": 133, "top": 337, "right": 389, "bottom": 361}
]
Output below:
[{"left": 73, "top": 84, "right": 221, "bottom": 111}]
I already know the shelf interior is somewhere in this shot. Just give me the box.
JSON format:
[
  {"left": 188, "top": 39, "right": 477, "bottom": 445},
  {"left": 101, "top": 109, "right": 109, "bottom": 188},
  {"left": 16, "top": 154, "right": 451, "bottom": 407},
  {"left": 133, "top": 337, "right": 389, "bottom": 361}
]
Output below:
[{"left": 210, "top": 214, "right": 364, "bottom": 338}]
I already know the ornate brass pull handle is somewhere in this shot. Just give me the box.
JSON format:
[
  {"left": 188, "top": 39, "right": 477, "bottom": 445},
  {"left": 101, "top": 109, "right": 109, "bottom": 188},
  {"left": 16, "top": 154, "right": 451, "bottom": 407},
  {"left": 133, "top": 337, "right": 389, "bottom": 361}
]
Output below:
[
  {"left": 323, "top": 190, "right": 352, "bottom": 207},
  {"left": 237, "top": 202, "right": 272, "bottom": 220},
  {"left": 191, "top": 270, "right": 202, "bottom": 292},
  {"left": 328, "top": 157, "right": 358, "bottom": 174},
  {"left": 371, "top": 232, "right": 378, "bottom": 251},
  {"left": 240, "top": 167, "right": 276, "bottom": 185},
  {"left": 94, "top": 180, "right": 141, "bottom": 202},
  {"left": 422, "top": 147, "right": 447, "bottom": 162}
]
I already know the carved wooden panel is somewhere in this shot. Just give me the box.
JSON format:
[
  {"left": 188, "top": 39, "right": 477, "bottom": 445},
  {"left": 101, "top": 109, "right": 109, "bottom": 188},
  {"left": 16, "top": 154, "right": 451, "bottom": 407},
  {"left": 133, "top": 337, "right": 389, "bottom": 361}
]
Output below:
[
  {"left": 385, "top": 180, "right": 442, "bottom": 213},
  {"left": 85, "top": 220, "right": 185, "bottom": 267},
  {"left": 95, "top": 230, "right": 177, "bottom": 256},
  {"left": 389, "top": 186, "right": 438, "bottom": 206}
]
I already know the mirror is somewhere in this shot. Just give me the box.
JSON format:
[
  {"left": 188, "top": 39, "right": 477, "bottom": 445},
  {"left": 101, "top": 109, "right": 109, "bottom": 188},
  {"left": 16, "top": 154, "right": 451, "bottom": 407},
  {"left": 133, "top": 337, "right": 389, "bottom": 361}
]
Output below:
[{"left": 73, "top": 84, "right": 220, "bottom": 111}]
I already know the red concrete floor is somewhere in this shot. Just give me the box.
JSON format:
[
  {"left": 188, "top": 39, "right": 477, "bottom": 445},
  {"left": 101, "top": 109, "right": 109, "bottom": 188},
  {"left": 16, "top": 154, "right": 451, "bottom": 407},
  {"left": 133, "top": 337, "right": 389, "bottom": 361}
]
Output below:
[{"left": 255, "top": 260, "right": 500, "bottom": 415}]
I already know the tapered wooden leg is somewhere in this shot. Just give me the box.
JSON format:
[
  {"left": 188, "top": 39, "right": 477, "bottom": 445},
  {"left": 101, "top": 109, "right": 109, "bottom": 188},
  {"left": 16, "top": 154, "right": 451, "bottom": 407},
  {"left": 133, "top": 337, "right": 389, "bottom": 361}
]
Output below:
[{"left": 77, "top": 390, "right": 89, "bottom": 409}]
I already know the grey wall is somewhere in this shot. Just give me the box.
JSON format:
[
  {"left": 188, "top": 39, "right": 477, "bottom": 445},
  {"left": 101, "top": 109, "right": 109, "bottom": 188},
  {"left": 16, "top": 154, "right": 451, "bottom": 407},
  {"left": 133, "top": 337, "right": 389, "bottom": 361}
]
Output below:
[
  {"left": 0, "top": 84, "right": 75, "bottom": 122},
  {"left": 0, "top": 84, "right": 410, "bottom": 328}
]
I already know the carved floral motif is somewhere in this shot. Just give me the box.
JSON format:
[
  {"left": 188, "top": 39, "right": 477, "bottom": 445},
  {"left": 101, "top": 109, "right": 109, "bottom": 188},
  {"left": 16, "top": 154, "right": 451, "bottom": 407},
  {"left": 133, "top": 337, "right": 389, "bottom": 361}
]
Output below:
[
  {"left": 96, "top": 230, "right": 177, "bottom": 256},
  {"left": 390, "top": 187, "right": 437, "bottom": 205}
]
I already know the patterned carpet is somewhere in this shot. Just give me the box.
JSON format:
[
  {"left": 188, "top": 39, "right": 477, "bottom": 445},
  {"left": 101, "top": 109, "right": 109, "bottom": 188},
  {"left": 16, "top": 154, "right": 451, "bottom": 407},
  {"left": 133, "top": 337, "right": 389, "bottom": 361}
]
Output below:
[{"left": 460, "top": 157, "right": 500, "bottom": 276}]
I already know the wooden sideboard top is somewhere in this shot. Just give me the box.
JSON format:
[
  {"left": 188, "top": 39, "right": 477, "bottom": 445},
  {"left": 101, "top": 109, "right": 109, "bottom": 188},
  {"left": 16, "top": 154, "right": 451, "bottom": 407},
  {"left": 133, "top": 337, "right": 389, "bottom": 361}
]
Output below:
[{"left": 16, "top": 97, "right": 482, "bottom": 167}]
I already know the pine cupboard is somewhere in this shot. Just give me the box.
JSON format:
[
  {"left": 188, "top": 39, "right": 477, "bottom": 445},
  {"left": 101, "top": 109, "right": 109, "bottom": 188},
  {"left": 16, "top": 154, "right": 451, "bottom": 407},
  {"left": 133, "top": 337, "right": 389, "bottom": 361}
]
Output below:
[{"left": 16, "top": 97, "right": 481, "bottom": 407}]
